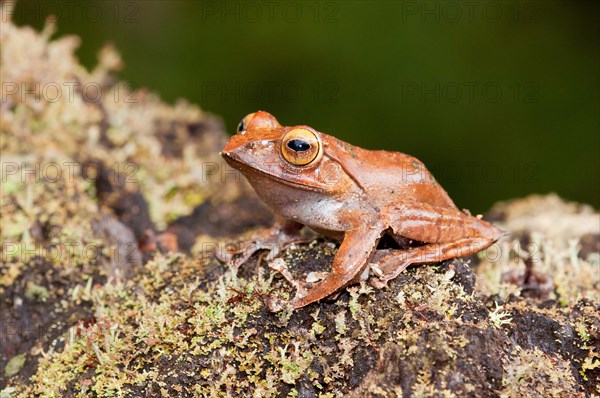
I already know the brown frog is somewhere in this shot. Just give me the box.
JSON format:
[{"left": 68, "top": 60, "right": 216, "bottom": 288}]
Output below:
[{"left": 219, "top": 111, "right": 504, "bottom": 311}]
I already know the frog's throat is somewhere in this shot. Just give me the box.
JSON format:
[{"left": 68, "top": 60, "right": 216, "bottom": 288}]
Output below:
[{"left": 226, "top": 156, "right": 328, "bottom": 193}]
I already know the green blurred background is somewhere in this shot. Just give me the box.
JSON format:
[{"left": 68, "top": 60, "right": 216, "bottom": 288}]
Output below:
[{"left": 12, "top": 0, "right": 599, "bottom": 213}]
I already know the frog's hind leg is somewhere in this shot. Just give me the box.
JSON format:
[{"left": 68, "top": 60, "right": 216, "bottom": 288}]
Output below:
[
  {"left": 369, "top": 237, "right": 495, "bottom": 288},
  {"left": 370, "top": 202, "right": 504, "bottom": 288}
]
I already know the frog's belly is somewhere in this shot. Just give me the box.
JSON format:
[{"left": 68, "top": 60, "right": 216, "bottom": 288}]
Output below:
[{"left": 250, "top": 179, "right": 350, "bottom": 233}]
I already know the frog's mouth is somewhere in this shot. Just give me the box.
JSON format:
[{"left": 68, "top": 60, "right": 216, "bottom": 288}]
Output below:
[{"left": 221, "top": 151, "right": 326, "bottom": 193}]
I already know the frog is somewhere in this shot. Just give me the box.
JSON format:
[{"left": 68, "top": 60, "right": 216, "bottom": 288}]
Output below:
[{"left": 218, "top": 111, "right": 504, "bottom": 311}]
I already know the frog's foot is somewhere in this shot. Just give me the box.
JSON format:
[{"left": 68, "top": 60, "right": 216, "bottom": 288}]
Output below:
[
  {"left": 215, "top": 220, "right": 306, "bottom": 269},
  {"left": 268, "top": 258, "right": 309, "bottom": 295},
  {"left": 267, "top": 264, "right": 350, "bottom": 312},
  {"left": 368, "top": 249, "right": 409, "bottom": 289},
  {"left": 266, "top": 258, "right": 337, "bottom": 311},
  {"left": 267, "top": 287, "right": 313, "bottom": 312}
]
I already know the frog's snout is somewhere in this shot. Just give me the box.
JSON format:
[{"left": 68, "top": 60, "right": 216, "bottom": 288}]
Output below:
[
  {"left": 220, "top": 146, "right": 238, "bottom": 163},
  {"left": 222, "top": 134, "right": 246, "bottom": 158}
]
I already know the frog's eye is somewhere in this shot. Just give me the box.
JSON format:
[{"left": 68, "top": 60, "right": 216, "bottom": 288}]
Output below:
[
  {"left": 237, "top": 115, "right": 249, "bottom": 134},
  {"left": 237, "top": 111, "right": 280, "bottom": 134},
  {"left": 281, "top": 128, "right": 322, "bottom": 166}
]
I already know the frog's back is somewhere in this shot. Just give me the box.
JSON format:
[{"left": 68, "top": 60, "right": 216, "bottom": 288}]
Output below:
[{"left": 324, "top": 135, "right": 457, "bottom": 209}]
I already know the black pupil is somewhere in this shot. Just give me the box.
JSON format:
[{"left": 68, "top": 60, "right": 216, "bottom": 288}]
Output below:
[
  {"left": 237, "top": 120, "right": 245, "bottom": 133},
  {"left": 287, "top": 139, "right": 310, "bottom": 152}
]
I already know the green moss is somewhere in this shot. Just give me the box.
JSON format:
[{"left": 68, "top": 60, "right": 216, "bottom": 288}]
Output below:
[
  {"left": 4, "top": 354, "right": 27, "bottom": 378},
  {"left": 24, "top": 282, "right": 50, "bottom": 302}
]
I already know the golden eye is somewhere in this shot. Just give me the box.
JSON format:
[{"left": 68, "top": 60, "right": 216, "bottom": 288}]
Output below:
[
  {"left": 281, "top": 128, "right": 322, "bottom": 166},
  {"left": 236, "top": 111, "right": 280, "bottom": 134},
  {"left": 236, "top": 114, "right": 253, "bottom": 134},
  {"left": 236, "top": 119, "right": 245, "bottom": 134}
]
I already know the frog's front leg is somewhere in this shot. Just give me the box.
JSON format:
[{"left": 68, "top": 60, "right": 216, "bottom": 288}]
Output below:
[
  {"left": 369, "top": 202, "right": 504, "bottom": 288},
  {"left": 268, "top": 220, "right": 384, "bottom": 311},
  {"left": 215, "top": 218, "right": 305, "bottom": 269}
]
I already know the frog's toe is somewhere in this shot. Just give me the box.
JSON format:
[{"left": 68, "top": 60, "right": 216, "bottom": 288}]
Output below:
[
  {"left": 367, "top": 262, "right": 389, "bottom": 289},
  {"left": 369, "top": 276, "right": 389, "bottom": 289},
  {"left": 369, "top": 262, "right": 384, "bottom": 278}
]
